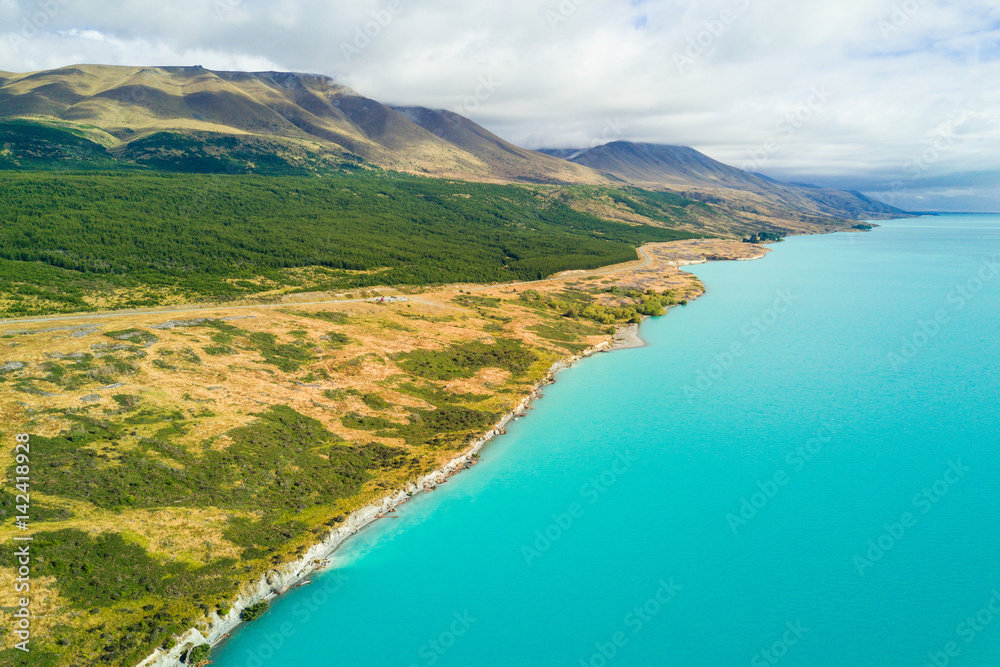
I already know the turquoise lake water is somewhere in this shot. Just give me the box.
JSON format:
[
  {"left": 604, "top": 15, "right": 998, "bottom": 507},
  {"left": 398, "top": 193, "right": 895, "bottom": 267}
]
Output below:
[{"left": 212, "top": 214, "right": 1000, "bottom": 666}]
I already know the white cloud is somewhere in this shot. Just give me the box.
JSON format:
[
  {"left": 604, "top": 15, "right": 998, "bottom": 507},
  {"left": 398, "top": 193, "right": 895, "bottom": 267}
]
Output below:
[{"left": 0, "top": 0, "right": 997, "bottom": 210}]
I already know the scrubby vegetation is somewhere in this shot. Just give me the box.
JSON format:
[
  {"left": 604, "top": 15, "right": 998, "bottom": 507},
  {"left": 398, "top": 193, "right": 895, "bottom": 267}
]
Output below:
[
  {"left": 33, "top": 527, "right": 234, "bottom": 607},
  {"left": 23, "top": 406, "right": 376, "bottom": 514},
  {"left": 529, "top": 319, "right": 606, "bottom": 353},
  {"left": 395, "top": 339, "right": 537, "bottom": 381},
  {"left": 743, "top": 231, "right": 784, "bottom": 243},
  {"left": 606, "top": 186, "right": 713, "bottom": 222},
  {"left": 238, "top": 602, "right": 270, "bottom": 622},
  {"left": 552, "top": 184, "right": 716, "bottom": 229},
  {"left": 343, "top": 403, "right": 498, "bottom": 449},
  {"left": 1, "top": 402, "right": 415, "bottom": 663},
  {"left": 23, "top": 527, "right": 235, "bottom": 664},
  {"left": 244, "top": 331, "right": 317, "bottom": 371},
  {"left": 518, "top": 287, "right": 679, "bottom": 326},
  {"left": 0, "top": 120, "right": 123, "bottom": 171}
]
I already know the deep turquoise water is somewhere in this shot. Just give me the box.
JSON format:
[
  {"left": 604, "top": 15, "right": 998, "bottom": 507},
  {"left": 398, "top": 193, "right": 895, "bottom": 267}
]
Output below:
[{"left": 213, "top": 215, "right": 1000, "bottom": 667}]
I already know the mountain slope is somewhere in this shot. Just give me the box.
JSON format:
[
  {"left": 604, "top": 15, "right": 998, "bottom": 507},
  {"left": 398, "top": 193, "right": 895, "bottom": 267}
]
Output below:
[
  {"left": 392, "top": 106, "right": 603, "bottom": 183},
  {"left": 0, "top": 64, "right": 607, "bottom": 183},
  {"left": 545, "top": 143, "right": 754, "bottom": 187},
  {"left": 545, "top": 141, "right": 904, "bottom": 222}
]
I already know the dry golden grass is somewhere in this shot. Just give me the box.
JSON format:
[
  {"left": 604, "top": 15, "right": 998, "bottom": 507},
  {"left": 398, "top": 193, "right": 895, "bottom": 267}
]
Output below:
[
  {"left": 0, "top": 571, "right": 66, "bottom": 644},
  {"left": 114, "top": 508, "right": 245, "bottom": 565}
]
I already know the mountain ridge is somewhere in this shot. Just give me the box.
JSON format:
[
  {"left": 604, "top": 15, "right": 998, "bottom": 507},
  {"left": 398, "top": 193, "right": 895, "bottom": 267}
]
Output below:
[
  {"left": 540, "top": 141, "right": 904, "bottom": 222},
  {"left": 0, "top": 64, "right": 905, "bottom": 226},
  {"left": 0, "top": 63, "right": 606, "bottom": 184}
]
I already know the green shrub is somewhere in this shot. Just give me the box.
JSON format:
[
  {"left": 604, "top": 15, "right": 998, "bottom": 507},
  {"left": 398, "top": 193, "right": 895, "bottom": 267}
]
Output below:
[
  {"left": 240, "top": 601, "right": 270, "bottom": 622},
  {"left": 187, "top": 643, "right": 211, "bottom": 664},
  {"left": 342, "top": 412, "right": 394, "bottom": 431},
  {"left": 111, "top": 394, "right": 142, "bottom": 410},
  {"left": 104, "top": 328, "right": 159, "bottom": 347},
  {"left": 246, "top": 332, "right": 316, "bottom": 371},
  {"left": 361, "top": 393, "right": 389, "bottom": 410},
  {"left": 394, "top": 405, "right": 497, "bottom": 448}
]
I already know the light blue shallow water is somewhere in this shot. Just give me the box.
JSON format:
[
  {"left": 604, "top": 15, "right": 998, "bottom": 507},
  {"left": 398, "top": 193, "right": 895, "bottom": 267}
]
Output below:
[{"left": 213, "top": 215, "right": 1000, "bottom": 667}]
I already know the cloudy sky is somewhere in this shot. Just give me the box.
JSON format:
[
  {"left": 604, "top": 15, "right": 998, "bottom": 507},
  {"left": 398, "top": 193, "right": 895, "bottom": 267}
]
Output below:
[{"left": 2, "top": 0, "right": 998, "bottom": 211}]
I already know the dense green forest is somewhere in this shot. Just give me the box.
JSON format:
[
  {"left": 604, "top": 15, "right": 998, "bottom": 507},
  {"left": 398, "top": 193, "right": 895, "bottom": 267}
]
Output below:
[
  {"left": 0, "top": 120, "right": 123, "bottom": 171},
  {"left": 0, "top": 171, "right": 698, "bottom": 316},
  {"left": 0, "top": 120, "right": 356, "bottom": 175}
]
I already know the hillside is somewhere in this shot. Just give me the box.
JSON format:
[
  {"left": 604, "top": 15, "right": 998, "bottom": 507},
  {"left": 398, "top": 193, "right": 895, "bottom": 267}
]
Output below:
[
  {"left": 0, "top": 64, "right": 607, "bottom": 183},
  {"left": 392, "top": 105, "right": 603, "bottom": 184},
  {"left": 540, "top": 141, "right": 905, "bottom": 224}
]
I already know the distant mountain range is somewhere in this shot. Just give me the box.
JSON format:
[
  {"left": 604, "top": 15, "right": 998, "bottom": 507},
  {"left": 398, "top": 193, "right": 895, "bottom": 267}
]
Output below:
[
  {"left": 538, "top": 142, "right": 903, "bottom": 223},
  {"left": 0, "top": 64, "right": 905, "bottom": 229}
]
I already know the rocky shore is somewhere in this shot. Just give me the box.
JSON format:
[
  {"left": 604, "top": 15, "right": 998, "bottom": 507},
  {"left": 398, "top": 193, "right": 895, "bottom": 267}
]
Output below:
[{"left": 610, "top": 323, "right": 645, "bottom": 349}]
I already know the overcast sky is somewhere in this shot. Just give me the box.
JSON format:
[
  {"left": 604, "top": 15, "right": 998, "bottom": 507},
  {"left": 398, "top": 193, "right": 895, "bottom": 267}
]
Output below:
[{"left": 1, "top": 0, "right": 998, "bottom": 210}]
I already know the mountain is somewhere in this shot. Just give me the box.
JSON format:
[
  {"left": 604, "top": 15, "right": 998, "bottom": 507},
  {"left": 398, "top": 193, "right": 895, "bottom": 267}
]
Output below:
[
  {"left": 542, "top": 142, "right": 763, "bottom": 188},
  {"left": 0, "top": 64, "right": 607, "bottom": 183},
  {"left": 390, "top": 106, "right": 605, "bottom": 183},
  {"left": 0, "top": 64, "right": 903, "bottom": 230},
  {"left": 540, "top": 141, "right": 904, "bottom": 223}
]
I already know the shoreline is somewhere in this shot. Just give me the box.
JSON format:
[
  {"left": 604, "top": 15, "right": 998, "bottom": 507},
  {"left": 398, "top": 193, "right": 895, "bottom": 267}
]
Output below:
[
  {"left": 136, "top": 247, "right": 765, "bottom": 667},
  {"left": 138, "top": 325, "right": 639, "bottom": 667},
  {"left": 610, "top": 322, "right": 645, "bottom": 349}
]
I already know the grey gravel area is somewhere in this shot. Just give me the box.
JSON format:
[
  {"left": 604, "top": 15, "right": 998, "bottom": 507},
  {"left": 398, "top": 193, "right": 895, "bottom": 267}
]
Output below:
[
  {"left": 149, "top": 318, "right": 210, "bottom": 330},
  {"left": 70, "top": 328, "right": 100, "bottom": 338},
  {"left": 110, "top": 331, "right": 145, "bottom": 340},
  {"left": 149, "top": 315, "right": 254, "bottom": 330},
  {"left": 46, "top": 351, "right": 90, "bottom": 360},
  {"left": 91, "top": 343, "right": 132, "bottom": 352},
  {"left": 610, "top": 324, "right": 646, "bottom": 350},
  {"left": 2, "top": 324, "right": 98, "bottom": 336}
]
